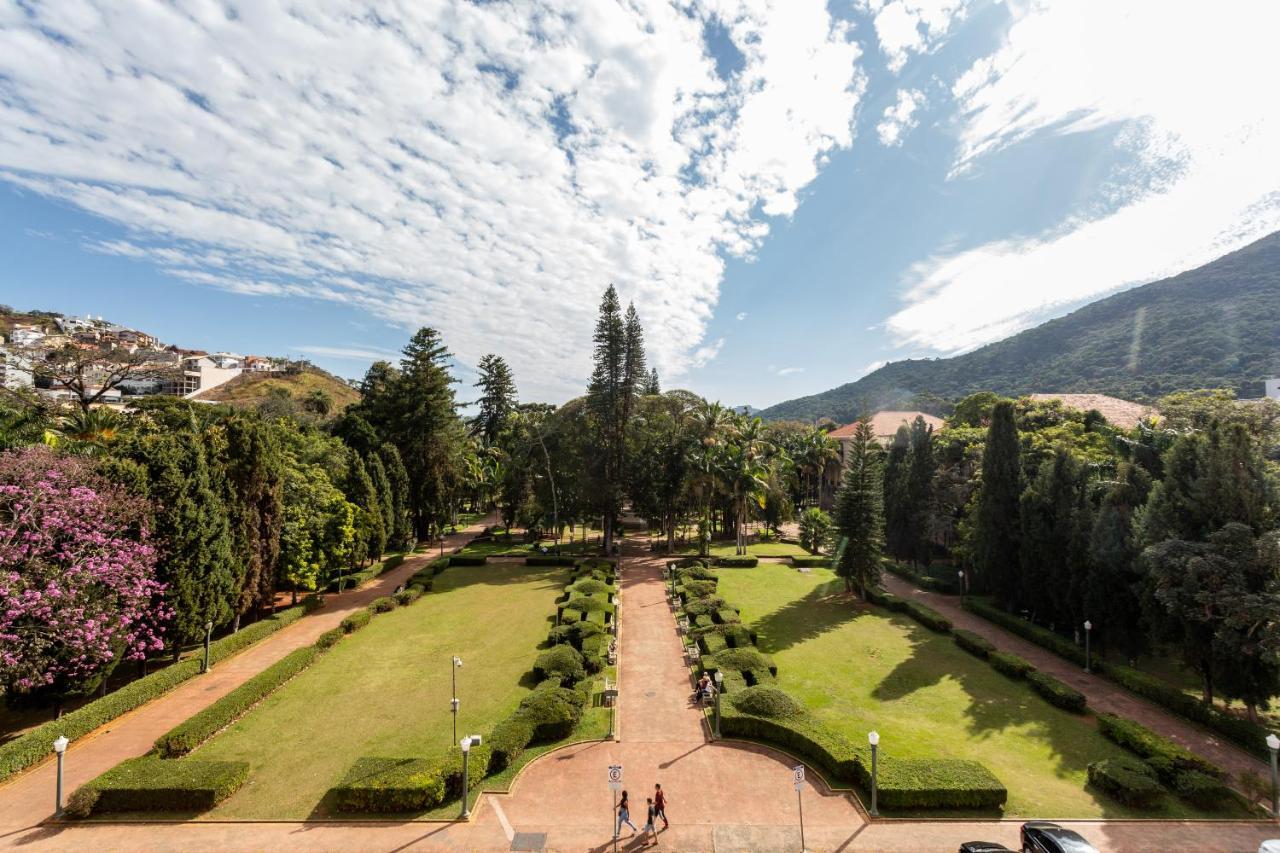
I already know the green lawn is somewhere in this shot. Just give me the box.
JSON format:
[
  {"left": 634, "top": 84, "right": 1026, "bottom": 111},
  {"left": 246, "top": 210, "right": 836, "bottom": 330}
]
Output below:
[
  {"left": 195, "top": 561, "right": 568, "bottom": 819},
  {"left": 716, "top": 563, "right": 1245, "bottom": 819},
  {"left": 679, "top": 540, "right": 811, "bottom": 557}
]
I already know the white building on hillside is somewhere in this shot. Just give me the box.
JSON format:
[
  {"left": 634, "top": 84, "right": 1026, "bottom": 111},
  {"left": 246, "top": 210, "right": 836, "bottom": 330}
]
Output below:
[
  {"left": 1266, "top": 378, "right": 1280, "bottom": 400},
  {"left": 182, "top": 352, "right": 244, "bottom": 397},
  {"left": 0, "top": 347, "right": 33, "bottom": 391}
]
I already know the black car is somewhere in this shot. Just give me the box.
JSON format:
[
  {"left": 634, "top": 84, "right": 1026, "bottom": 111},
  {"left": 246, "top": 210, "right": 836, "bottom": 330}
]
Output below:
[
  {"left": 1020, "top": 822, "right": 1098, "bottom": 853},
  {"left": 959, "top": 843, "right": 1012, "bottom": 853}
]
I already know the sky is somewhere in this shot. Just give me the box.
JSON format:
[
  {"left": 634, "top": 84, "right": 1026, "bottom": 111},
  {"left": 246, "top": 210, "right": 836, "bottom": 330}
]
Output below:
[{"left": 1, "top": 0, "right": 1277, "bottom": 409}]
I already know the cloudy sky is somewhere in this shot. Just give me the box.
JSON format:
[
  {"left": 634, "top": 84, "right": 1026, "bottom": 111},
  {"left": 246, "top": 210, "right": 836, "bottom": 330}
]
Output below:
[{"left": 1, "top": 0, "right": 1277, "bottom": 407}]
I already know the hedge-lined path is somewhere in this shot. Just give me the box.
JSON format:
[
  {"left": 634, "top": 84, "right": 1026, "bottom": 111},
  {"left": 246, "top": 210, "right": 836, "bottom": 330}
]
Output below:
[
  {"left": 459, "top": 540, "right": 870, "bottom": 851},
  {"left": 881, "top": 574, "right": 1272, "bottom": 788},
  {"left": 0, "top": 516, "right": 496, "bottom": 844}
]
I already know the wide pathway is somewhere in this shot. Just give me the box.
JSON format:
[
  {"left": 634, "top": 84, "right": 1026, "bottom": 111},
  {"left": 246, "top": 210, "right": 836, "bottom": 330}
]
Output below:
[
  {"left": 0, "top": 517, "right": 493, "bottom": 847},
  {"left": 882, "top": 574, "right": 1272, "bottom": 786}
]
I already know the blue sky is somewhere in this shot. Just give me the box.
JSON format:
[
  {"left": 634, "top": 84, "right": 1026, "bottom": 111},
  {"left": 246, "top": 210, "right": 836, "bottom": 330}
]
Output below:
[{"left": 1, "top": 1, "right": 1276, "bottom": 408}]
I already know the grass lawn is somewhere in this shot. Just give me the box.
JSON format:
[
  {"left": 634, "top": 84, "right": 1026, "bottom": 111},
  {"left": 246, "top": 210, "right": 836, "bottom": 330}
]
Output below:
[
  {"left": 716, "top": 563, "right": 1247, "bottom": 819},
  {"left": 194, "top": 561, "right": 568, "bottom": 819},
  {"left": 678, "top": 540, "right": 811, "bottom": 558}
]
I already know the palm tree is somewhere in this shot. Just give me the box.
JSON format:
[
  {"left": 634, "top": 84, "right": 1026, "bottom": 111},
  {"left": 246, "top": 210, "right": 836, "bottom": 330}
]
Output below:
[
  {"left": 801, "top": 427, "right": 839, "bottom": 507},
  {"left": 686, "top": 401, "right": 731, "bottom": 555},
  {"left": 60, "top": 407, "right": 126, "bottom": 456}
]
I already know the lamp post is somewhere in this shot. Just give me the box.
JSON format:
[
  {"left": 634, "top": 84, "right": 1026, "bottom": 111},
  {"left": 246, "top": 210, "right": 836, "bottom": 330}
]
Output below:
[
  {"left": 1083, "top": 620, "right": 1092, "bottom": 673},
  {"left": 459, "top": 735, "right": 481, "bottom": 819},
  {"left": 451, "top": 656, "right": 463, "bottom": 745},
  {"left": 868, "top": 731, "right": 880, "bottom": 817},
  {"left": 1267, "top": 733, "right": 1279, "bottom": 817},
  {"left": 957, "top": 569, "right": 965, "bottom": 603},
  {"left": 202, "top": 620, "right": 213, "bottom": 673},
  {"left": 713, "top": 671, "right": 724, "bottom": 739},
  {"left": 52, "top": 736, "right": 68, "bottom": 818}
]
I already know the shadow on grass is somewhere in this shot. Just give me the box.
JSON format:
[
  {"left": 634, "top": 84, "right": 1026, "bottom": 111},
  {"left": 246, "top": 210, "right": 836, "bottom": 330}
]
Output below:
[{"left": 748, "top": 582, "right": 868, "bottom": 655}]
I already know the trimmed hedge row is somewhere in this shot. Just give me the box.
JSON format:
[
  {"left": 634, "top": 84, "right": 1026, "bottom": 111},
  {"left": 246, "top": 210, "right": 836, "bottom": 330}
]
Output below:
[
  {"left": 0, "top": 599, "right": 317, "bottom": 783},
  {"left": 327, "top": 553, "right": 406, "bottom": 592},
  {"left": 1095, "top": 714, "right": 1222, "bottom": 779},
  {"left": 989, "top": 650, "right": 1034, "bottom": 679},
  {"left": 715, "top": 555, "right": 759, "bottom": 568},
  {"left": 953, "top": 629, "right": 996, "bottom": 659},
  {"left": 1087, "top": 756, "right": 1163, "bottom": 807},
  {"left": 1026, "top": 671, "right": 1087, "bottom": 714},
  {"left": 790, "top": 555, "right": 830, "bottom": 568},
  {"left": 448, "top": 553, "right": 488, "bottom": 567},
  {"left": 67, "top": 755, "right": 249, "bottom": 817},
  {"left": 526, "top": 554, "right": 576, "bottom": 566},
  {"left": 901, "top": 600, "right": 952, "bottom": 633},
  {"left": 962, "top": 598, "right": 1086, "bottom": 667},
  {"left": 155, "top": 647, "right": 322, "bottom": 757},
  {"left": 340, "top": 609, "right": 372, "bottom": 633},
  {"left": 884, "top": 561, "right": 961, "bottom": 594}
]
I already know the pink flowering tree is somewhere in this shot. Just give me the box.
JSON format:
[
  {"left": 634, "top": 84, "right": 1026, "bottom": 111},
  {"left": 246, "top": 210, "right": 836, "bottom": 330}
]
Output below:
[{"left": 0, "top": 447, "right": 168, "bottom": 711}]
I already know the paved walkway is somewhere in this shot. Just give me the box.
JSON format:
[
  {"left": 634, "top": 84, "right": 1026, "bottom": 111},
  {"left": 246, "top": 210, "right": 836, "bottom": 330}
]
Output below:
[
  {"left": 881, "top": 574, "right": 1272, "bottom": 786},
  {"left": 0, "top": 517, "right": 494, "bottom": 845}
]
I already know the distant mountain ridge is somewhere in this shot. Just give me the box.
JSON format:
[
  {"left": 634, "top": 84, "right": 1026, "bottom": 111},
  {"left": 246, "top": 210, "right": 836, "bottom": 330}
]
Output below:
[{"left": 760, "top": 231, "right": 1280, "bottom": 423}]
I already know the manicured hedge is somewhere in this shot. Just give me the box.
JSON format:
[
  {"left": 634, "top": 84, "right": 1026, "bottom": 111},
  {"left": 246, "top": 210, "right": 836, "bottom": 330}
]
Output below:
[
  {"left": 884, "top": 562, "right": 961, "bottom": 594},
  {"left": 1087, "top": 756, "right": 1163, "bottom": 807},
  {"left": 953, "top": 629, "right": 996, "bottom": 659},
  {"left": 698, "top": 632, "right": 729, "bottom": 656},
  {"left": 0, "top": 600, "right": 316, "bottom": 783},
  {"left": 154, "top": 647, "right": 322, "bottom": 758},
  {"left": 865, "top": 586, "right": 906, "bottom": 611},
  {"left": 791, "top": 555, "right": 830, "bottom": 568},
  {"left": 369, "top": 596, "right": 397, "bottom": 613},
  {"left": 1173, "top": 770, "right": 1234, "bottom": 809},
  {"left": 706, "top": 647, "right": 777, "bottom": 678},
  {"left": 448, "top": 553, "right": 488, "bottom": 566},
  {"left": 864, "top": 757, "right": 1008, "bottom": 810},
  {"left": 514, "top": 684, "right": 585, "bottom": 741},
  {"left": 1026, "top": 671, "right": 1087, "bottom": 714},
  {"left": 720, "top": 710, "right": 861, "bottom": 783},
  {"left": 527, "top": 554, "right": 576, "bottom": 566},
  {"left": 488, "top": 715, "right": 535, "bottom": 773},
  {"left": 581, "top": 633, "right": 609, "bottom": 672},
  {"left": 715, "top": 608, "right": 740, "bottom": 625},
  {"left": 331, "top": 756, "right": 447, "bottom": 813},
  {"left": 1096, "top": 714, "right": 1223, "bottom": 778},
  {"left": 394, "top": 586, "right": 423, "bottom": 606},
  {"left": 670, "top": 557, "right": 707, "bottom": 570},
  {"left": 315, "top": 628, "right": 345, "bottom": 650},
  {"left": 715, "top": 555, "right": 759, "bottom": 567},
  {"left": 682, "top": 595, "right": 727, "bottom": 618},
  {"left": 679, "top": 579, "right": 719, "bottom": 599},
  {"left": 340, "top": 609, "right": 372, "bottom": 633},
  {"left": 729, "top": 687, "right": 803, "bottom": 719},
  {"left": 691, "top": 622, "right": 757, "bottom": 649},
  {"left": 673, "top": 564, "right": 717, "bottom": 581},
  {"left": 327, "top": 553, "right": 406, "bottom": 592},
  {"left": 901, "top": 600, "right": 952, "bottom": 633},
  {"left": 533, "top": 646, "right": 587, "bottom": 686},
  {"left": 570, "top": 578, "right": 614, "bottom": 597},
  {"left": 963, "top": 597, "right": 1085, "bottom": 664},
  {"left": 989, "top": 650, "right": 1034, "bottom": 679},
  {"left": 67, "top": 755, "right": 249, "bottom": 817}
]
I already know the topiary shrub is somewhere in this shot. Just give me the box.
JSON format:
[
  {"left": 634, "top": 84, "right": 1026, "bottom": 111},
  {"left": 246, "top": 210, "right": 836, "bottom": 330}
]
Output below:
[
  {"left": 533, "top": 645, "right": 587, "bottom": 686},
  {"left": 570, "top": 578, "right": 613, "bottom": 597},
  {"left": 989, "top": 650, "right": 1034, "bottom": 679},
  {"left": 487, "top": 715, "right": 535, "bottom": 774},
  {"left": 715, "top": 608, "right": 740, "bottom": 624},
  {"left": 716, "top": 555, "right": 759, "bottom": 567},
  {"left": 672, "top": 557, "right": 707, "bottom": 569},
  {"left": 580, "top": 634, "right": 609, "bottom": 672},
  {"left": 369, "top": 596, "right": 397, "bottom": 613},
  {"left": 448, "top": 554, "right": 487, "bottom": 567},
  {"left": 674, "top": 564, "right": 717, "bottom": 581},
  {"left": 679, "top": 579, "right": 718, "bottom": 599},
  {"left": 682, "top": 595, "right": 727, "bottom": 618},
  {"left": 953, "top": 629, "right": 996, "bottom": 659},
  {"left": 516, "top": 685, "right": 585, "bottom": 742},
  {"left": 1087, "top": 756, "right": 1164, "bottom": 807},
  {"left": 1173, "top": 770, "right": 1234, "bottom": 809},
  {"left": 548, "top": 620, "right": 604, "bottom": 648},
  {"left": 861, "top": 756, "right": 1008, "bottom": 810},
  {"left": 729, "top": 686, "right": 803, "bottom": 719},
  {"left": 526, "top": 554, "right": 575, "bottom": 566},
  {"left": 394, "top": 586, "right": 422, "bottom": 606},
  {"left": 315, "top": 628, "right": 345, "bottom": 650},
  {"left": 340, "top": 609, "right": 372, "bottom": 633},
  {"left": 1096, "top": 714, "right": 1223, "bottom": 779},
  {"left": 66, "top": 756, "right": 250, "bottom": 817},
  {"left": 1026, "top": 671, "right": 1087, "bottom": 713},
  {"left": 706, "top": 647, "right": 777, "bottom": 678},
  {"left": 791, "top": 555, "right": 830, "bottom": 568},
  {"left": 901, "top": 600, "right": 952, "bottom": 633},
  {"left": 330, "top": 757, "right": 446, "bottom": 813},
  {"left": 698, "top": 633, "right": 729, "bottom": 656}
]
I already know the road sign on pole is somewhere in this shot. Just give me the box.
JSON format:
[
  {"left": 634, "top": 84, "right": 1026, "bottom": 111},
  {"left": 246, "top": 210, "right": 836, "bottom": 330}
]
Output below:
[
  {"left": 793, "top": 764, "right": 805, "bottom": 790},
  {"left": 608, "top": 764, "right": 623, "bottom": 790}
]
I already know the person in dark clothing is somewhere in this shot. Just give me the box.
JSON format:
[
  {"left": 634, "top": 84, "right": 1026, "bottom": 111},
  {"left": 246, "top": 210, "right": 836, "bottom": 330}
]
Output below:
[{"left": 653, "top": 783, "right": 669, "bottom": 829}]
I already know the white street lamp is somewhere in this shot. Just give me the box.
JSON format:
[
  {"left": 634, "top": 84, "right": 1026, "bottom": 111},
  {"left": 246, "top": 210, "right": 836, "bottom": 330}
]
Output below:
[
  {"left": 459, "top": 734, "right": 482, "bottom": 819},
  {"left": 52, "top": 735, "right": 69, "bottom": 818},
  {"left": 1267, "top": 732, "right": 1279, "bottom": 817},
  {"left": 867, "top": 731, "right": 880, "bottom": 817},
  {"left": 203, "top": 619, "right": 214, "bottom": 673},
  {"left": 451, "top": 656, "right": 463, "bottom": 744},
  {"left": 1083, "top": 620, "right": 1093, "bottom": 673},
  {"left": 713, "top": 671, "right": 724, "bottom": 739}
]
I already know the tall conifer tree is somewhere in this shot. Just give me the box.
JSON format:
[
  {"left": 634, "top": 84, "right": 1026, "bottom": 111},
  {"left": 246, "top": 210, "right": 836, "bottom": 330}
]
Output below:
[
  {"left": 473, "top": 353, "right": 517, "bottom": 447},
  {"left": 973, "top": 400, "right": 1021, "bottom": 605},
  {"left": 833, "top": 419, "right": 884, "bottom": 597}
]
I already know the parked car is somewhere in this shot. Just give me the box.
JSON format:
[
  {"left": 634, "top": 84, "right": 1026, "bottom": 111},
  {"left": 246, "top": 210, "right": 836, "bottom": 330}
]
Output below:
[
  {"left": 959, "top": 843, "right": 1012, "bottom": 853},
  {"left": 1259, "top": 842, "right": 1280, "bottom": 853},
  {"left": 1020, "top": 822, "right": 1098, "bottom": 853}
]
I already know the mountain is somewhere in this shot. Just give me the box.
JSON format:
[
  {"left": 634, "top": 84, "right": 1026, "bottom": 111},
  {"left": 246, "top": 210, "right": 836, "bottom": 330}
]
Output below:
[
  {"left": 760, "top": 231, "right": 1280, "bottom": 423},
  {"left": 196, "top": 365, "right": 360, "bottom": 411}
]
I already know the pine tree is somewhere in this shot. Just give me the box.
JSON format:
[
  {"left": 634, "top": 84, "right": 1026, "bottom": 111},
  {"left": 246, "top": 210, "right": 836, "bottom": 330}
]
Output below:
[
  {"left": 973, "top": 400, "right": 1021, "bottom": 606},
  {"left": 587, "top": 286, "right": 628, "bottom": 550},
  {"left": 882, "top": 425, "right": 912, "bottom": 560},
  {"left": 221, "top": 416, "right": 284, "bottom": 623},
  {"left": 906, "top": 415, "right": 937, "bottom": 566},
  {"left": 623, "top": 303, "right": 647, "bottom": 398},
  {"left": 644, "top": 367, "right": 661, "bottom": 395},
  {"left": 1017, "top": 448, "right": 1090, "bottom": 624},
  {"left": 343, "top": 452, "right": 384, "bottom": 568},
  {"left": 1086, "top": 461, "right": 1151, "bottom": 660},
  {"left": 379, "top": 443, "right": 415, "bottom": 550},
  {"left": 833, "top": 419, "right": 884, "bottom": 597},
  {"left": 128, "top": 431, "right": 237, "bottom": 651},
  {"left": 366, "top": 452, "right": 396, "bottom": 551},
  {"left": 393, "top": 328, "right": 459, "bottom": 538},
  {"left": 473, "top": 353, "right": 517, "bottom": 446}
]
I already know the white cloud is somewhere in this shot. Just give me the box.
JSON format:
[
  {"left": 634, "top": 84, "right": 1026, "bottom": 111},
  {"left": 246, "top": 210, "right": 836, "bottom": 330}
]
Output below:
[
  {"left": 736, "top": 311, "right": 748, "bottom": 320},
  {"left": 863, "top": 0, "right": 967, "bottom": 73},
  {"left": 690, "top": 337, "right": 725, "bottom": 368},
  {"left": 860, "top": 359, "right": 888, "bottom": 376},
  {"left": 888, "top": 0, "right": 1280, "bottom": 352},
  {"left": 0, "top": 1, "right": 865, "bottom": 400},
  {"left": 775, "top": 366, "right": 804, "bottom": 376},
  {"left": 876, "top": 88, "right": 925, "bottom": 146},
  {"left": 296, "top": 345, "right": 402, "bottom": 362}
]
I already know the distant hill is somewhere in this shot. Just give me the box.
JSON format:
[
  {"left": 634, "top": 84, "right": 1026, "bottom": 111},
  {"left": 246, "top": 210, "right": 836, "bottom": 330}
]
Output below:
[
  {"left": 196, "top": 365, "right": 360, "bottom": 411},
  {"left": 760, "top": 231, "right": 1280, "bottom": 423}
]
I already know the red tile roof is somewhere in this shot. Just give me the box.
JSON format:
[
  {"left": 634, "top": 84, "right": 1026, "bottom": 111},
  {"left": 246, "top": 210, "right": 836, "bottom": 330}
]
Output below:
[{"left": 828, "top": 410, "right": 945, "bottom": 441}]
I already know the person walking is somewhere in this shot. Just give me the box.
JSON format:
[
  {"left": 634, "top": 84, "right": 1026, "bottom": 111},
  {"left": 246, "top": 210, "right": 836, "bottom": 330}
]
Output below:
[
  {"left": 615, "top": 790, "right": 637, "bottom": 838},
  {"left": 653, "top": 783, "right": 669, "bottom": 830},
  {"left": 641, "top": 797, "right": 657, "bottom": 846}
]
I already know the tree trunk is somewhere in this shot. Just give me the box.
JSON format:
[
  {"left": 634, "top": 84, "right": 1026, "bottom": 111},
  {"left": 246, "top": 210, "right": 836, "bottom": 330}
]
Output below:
[
  {"left": 233, "top": 613, "right": 241, "bottom": 634},
  {"left": 1201, "top": 666, "right": 1214, "bottom": 706}
]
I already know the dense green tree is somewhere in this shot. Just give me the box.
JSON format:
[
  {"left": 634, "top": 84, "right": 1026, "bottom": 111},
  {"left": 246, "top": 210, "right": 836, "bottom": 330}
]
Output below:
[
  {"left": 343, "top": 452, "right": 384, "bottom": 568},
  {"left": 473, "top": 353, "right": 518, "bottom": 447},
  {"left": 1085, "top": 461, "right": 1151, "bottom": 659},
  {"left": 798, "top": 506, "right": 831, "bottom": 555},
  {"left": 644, "top": 367, "right": 661, "bottom": 396},
  {"left": 378, "top": 443, "right": 415, "bottom": 550},
  {"left": 586, "top": 286, "right": 629, "bottom": 550},
  {"left": 832, "top": 419, "right": 884, "bottom": 597},
  {"left": 972, "top": 401, "right": 1022, "bottom": 605},
  {"left": 1018, "top": 448, "right": 1091, "bottom": 624},
  {"left": 219, "top": 416, "right": 284, "bottom": 624},
  {"left": 278, "top": 462, "right": 354, "bottom": 599},
  {"left": 882, "top": 425, "right": 912, "bottom": 561},
  {"left": 366, "top": 452, "right": 396, "bottom": 550},
  {"left": 125, "top": 431, "right": 236, "bottom": 651},
  {"left": 906, "top": 415, "right": 938, "bottom": 566}
]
